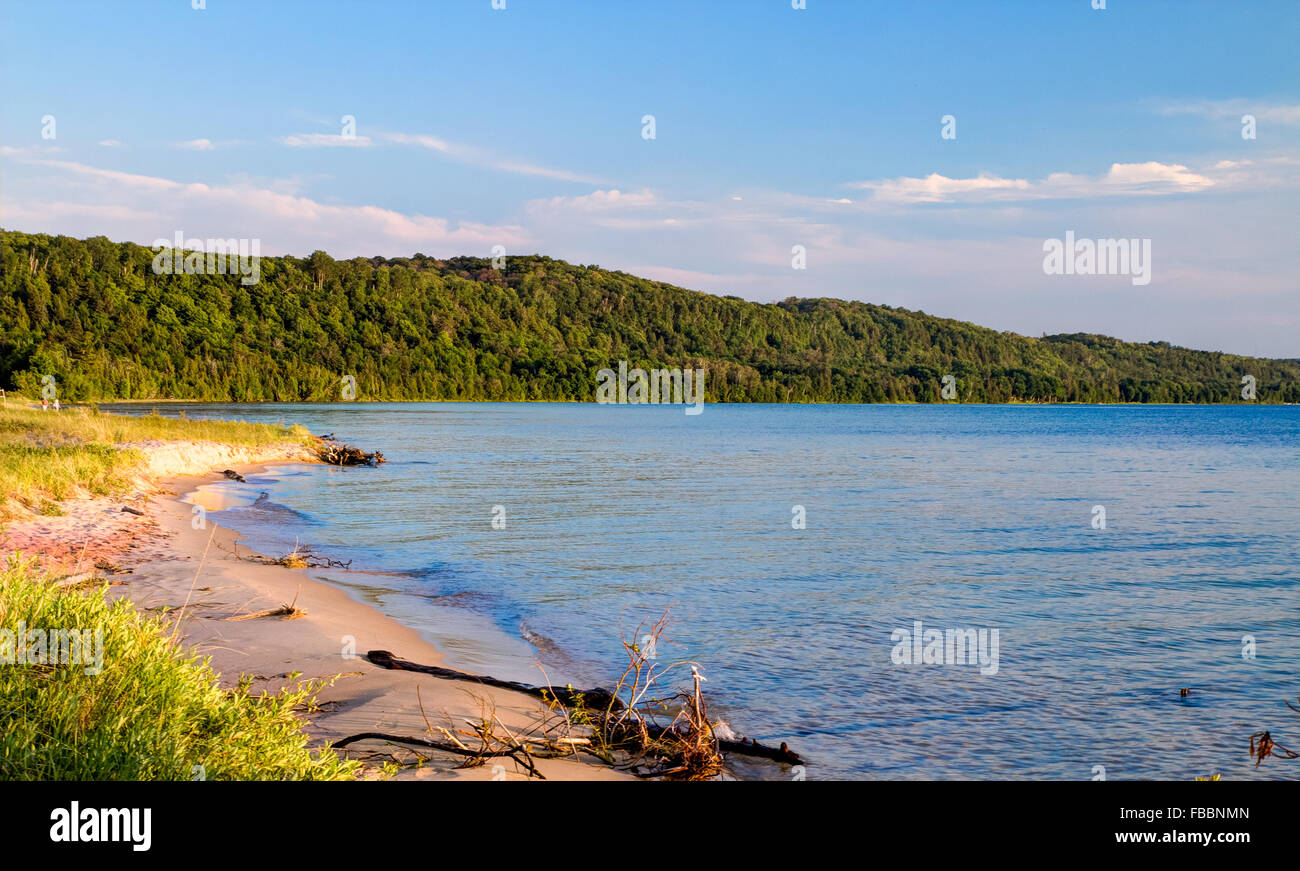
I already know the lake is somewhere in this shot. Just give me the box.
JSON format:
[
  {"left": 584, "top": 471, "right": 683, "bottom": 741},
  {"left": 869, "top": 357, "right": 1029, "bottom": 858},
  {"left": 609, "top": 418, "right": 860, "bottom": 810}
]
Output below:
[{"left": 107, "top": 402, "right": 1300, "bottom": 780}]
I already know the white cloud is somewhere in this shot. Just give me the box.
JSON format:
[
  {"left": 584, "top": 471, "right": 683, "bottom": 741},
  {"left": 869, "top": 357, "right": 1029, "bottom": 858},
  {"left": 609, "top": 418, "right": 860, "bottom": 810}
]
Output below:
[
  {"left": 850, "top": 161, "right": 1216, "bottom": 204},
  {"left": 854, "top": 172, "right": 1031, "bottom": 204},
  {"left": 1097, "top": 161, "right": 1214, "bottom": 191},
  {"left": 97, "top": 139, "right": 123, "bottom": 148},
  {"left": 529, "top": 188, "right": 659, "bottom": 212}
]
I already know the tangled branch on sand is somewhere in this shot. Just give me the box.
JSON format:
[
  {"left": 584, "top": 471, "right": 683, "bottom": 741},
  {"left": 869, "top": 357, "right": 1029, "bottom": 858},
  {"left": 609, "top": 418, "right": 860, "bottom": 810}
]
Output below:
[
  {"left": 351, "top": 611, "right": 803, "bottom": 780},
  {"left": 219, "top": 538, "right": 352, "bottom": 570},
  {"left": 315, "top": 435, "right": 384, "bottom": 466},
  {"left": 334, "top": 695, "right": 584, "bottom": 780},
  {"left": 276, "top": 541, "right": 351, "bottom": 570}
]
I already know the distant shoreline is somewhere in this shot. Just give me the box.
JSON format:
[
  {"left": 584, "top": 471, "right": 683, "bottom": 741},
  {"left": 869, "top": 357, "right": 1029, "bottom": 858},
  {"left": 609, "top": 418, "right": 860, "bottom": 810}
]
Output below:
[
  {"left": 87, "top": 397, "right": 1300, "bottom": 406},
  {"left": 8, "top": 231, "right": 1298, "bottom": 407}
]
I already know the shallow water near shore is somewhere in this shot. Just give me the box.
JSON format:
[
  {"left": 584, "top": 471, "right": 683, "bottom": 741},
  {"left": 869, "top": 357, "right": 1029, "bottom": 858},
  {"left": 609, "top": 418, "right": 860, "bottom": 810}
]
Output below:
[{"left": 107, "top": 402, "right": 1300, "bottom": 780}]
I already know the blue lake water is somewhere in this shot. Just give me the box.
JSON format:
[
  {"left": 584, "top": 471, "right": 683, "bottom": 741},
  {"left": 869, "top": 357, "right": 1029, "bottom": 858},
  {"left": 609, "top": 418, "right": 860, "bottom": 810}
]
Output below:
[{"left": 109, "top": 402, "right": 1300, "bottom": 780}]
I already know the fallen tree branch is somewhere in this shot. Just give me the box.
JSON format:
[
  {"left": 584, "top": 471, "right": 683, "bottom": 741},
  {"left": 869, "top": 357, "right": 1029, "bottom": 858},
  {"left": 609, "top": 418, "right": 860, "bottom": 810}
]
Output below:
[
  {"left": 332, "top": 731, "right": 553, "bottom": 779},
  {"left": 334, "top": 731, "right": 507, "bottom": 756},
  {"left": 366, "top": 649, "right": 621, "bottom": 712}
]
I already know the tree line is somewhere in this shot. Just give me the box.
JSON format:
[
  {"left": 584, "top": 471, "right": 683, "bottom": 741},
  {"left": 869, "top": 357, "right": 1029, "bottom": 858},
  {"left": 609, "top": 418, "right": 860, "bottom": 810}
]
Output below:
[{"left": 2, "top": 230, "right": 1297, "bottom": 404}]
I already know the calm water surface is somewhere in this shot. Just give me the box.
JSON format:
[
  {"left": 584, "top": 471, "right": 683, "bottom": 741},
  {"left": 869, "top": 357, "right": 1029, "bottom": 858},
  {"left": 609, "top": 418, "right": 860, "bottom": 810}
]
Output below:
[{"left": 108, "top": 403, "right": 1300, "bottom": 780}]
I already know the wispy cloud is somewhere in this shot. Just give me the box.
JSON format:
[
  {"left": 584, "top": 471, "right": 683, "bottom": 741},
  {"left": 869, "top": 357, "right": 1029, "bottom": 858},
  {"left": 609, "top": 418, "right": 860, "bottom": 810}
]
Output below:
[
  {"left": 1160, "top": 99, "right": 1300, "bottom": 125},
  {"left": 279, "top": 127, "right": 606, "bottom": 184},
  {"left": 25, "top": 158, "right": 181, "bottom": 191},
  {"left": 0, "top": 144, "right": 64, "bottom": 157},
  {"left": 171, "top": 138, "right": 250, "bottom": 151},
  {"left": 383, "top": 131, "right": 607, "bottom": 184},
  {"left": 279, "top": 133, "right": 373, "bottom": 147},
  {"left": 528, "top": 188, "right": 659, "bottom": 212},
  {"left": 8, "top": 157, "right": 528, "bottom": 256}
]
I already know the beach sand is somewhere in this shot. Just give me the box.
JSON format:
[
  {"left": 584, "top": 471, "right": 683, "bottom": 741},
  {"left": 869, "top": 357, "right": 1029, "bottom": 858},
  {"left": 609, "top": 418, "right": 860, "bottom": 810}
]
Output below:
[{"left": 2, "top": 441, "right": 632, "bottom": 781}]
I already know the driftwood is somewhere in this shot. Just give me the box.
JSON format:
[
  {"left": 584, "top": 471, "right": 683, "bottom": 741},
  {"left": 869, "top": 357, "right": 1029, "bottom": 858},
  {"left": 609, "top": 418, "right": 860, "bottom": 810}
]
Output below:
[
  {"left": 225, "top": 604, "right": 306, "bottom": 621},
  {"left": 316, "top": 436, "right": 385, "bottom": 466},
  {"left": 364, "top": 650, "right": 803, "bottom": 767},
  {"left": 335, "top": 731, "right": 512, "bottom": 757},
  {"left": 366, "top": 649, "right": 620, "bottom": 711},
  {"left": 215, "top": 538, "right": 352, "bottom": 570},
  {"left": 699, "top": 733, "right": 799, "bottom": 765},
  {"left": 277, "top": 542, "right": 351, "bottom": 569}
]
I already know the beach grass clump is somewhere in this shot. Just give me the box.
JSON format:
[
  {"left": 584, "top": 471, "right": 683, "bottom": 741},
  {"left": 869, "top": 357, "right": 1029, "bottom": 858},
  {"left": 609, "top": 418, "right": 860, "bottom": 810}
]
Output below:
[
  {"left": 0, "top": 556, "right": 360, "bottom": 780},
  {"left": 0, "top": 404, "right": 312, "bottom": 520}
]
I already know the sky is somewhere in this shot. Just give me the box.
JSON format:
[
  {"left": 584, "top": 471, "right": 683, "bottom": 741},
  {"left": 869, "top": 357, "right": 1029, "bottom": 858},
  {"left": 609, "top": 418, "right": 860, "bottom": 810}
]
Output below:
[{"left": 2, "top": 0, "right": 1297, "bottom": 357}]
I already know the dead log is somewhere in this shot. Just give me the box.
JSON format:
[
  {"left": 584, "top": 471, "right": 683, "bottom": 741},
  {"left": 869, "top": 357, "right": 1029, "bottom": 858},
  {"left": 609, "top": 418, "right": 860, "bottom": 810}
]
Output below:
[
  {"left": 717, "top": 736, "right": 801, "bottom": 765},
  {"left": 365, "top": 649, "right": 620, "bottom": 712},
  {"left": 334, "top": 731, "right": 506, "bottom": 757}
]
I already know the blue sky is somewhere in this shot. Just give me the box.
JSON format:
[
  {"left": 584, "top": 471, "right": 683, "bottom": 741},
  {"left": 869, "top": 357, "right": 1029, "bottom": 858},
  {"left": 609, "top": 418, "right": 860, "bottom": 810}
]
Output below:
[{"left": 3, "top": 0, "right": 1297, "bottom": 356}]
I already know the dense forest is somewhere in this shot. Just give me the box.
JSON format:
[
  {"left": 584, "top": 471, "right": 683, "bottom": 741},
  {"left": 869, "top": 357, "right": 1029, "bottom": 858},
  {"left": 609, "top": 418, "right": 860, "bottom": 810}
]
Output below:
[{"left": 2, "top": 230, "right": 1297, "bottom": 404}]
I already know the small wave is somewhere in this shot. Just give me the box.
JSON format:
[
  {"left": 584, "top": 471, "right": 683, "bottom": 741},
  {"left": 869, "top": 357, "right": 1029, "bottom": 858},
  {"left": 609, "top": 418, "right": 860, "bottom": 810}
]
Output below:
[
  {"left": 226, "top": 491, "right": 317, "bottom": 525},
  {"left": 519, "top": 620, "right": 601, "bottom": 686},
  {"left": 419, "top": 589, "right": 498, "bottom": 610}
]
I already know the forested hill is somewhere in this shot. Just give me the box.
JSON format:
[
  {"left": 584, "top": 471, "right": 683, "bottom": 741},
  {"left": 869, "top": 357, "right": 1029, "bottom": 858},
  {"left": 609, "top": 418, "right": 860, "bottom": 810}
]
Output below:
[{"left": 2, "top": 230, "right": 1296, "bottom": 404}]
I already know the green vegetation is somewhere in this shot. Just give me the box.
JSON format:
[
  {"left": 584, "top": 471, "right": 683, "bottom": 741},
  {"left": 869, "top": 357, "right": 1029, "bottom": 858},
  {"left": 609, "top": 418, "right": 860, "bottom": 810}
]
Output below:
[
  {"left": 0, "top": 556, "right": 360, "bottom": 780},
  {"left": 3, "top": 230, "right": 1297, "bottom": 403},
  {"left": 0, "top": 403, "right": 310, "bottom": 520}
]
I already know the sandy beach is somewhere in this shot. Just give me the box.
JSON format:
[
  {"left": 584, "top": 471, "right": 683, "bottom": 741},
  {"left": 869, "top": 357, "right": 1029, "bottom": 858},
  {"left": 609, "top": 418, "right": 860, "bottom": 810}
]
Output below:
[{"left": 3, "top": 440, "right": 631, "bottom": 781}]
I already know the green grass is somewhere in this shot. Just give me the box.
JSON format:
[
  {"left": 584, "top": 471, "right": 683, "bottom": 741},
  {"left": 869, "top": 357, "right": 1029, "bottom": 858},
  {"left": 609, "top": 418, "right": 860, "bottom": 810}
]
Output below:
[
  {"left": 0, "top": 556, "right": 360, "bottom": 780},
  {"left": 0, "top": 404, "right": 312, "bottom": 521}
]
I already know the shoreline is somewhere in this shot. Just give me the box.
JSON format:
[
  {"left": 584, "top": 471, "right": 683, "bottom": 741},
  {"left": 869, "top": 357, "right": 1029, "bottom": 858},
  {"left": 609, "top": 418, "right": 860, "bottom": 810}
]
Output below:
[
  {"left": 4, "top": 443, "right": 632, "bottom": 781},
  {"left": 181, "top": 463, "right": 559, "bottom": 687},
  {"left": 87, "top": 398, "right": 1300, "bottom": 407}
]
